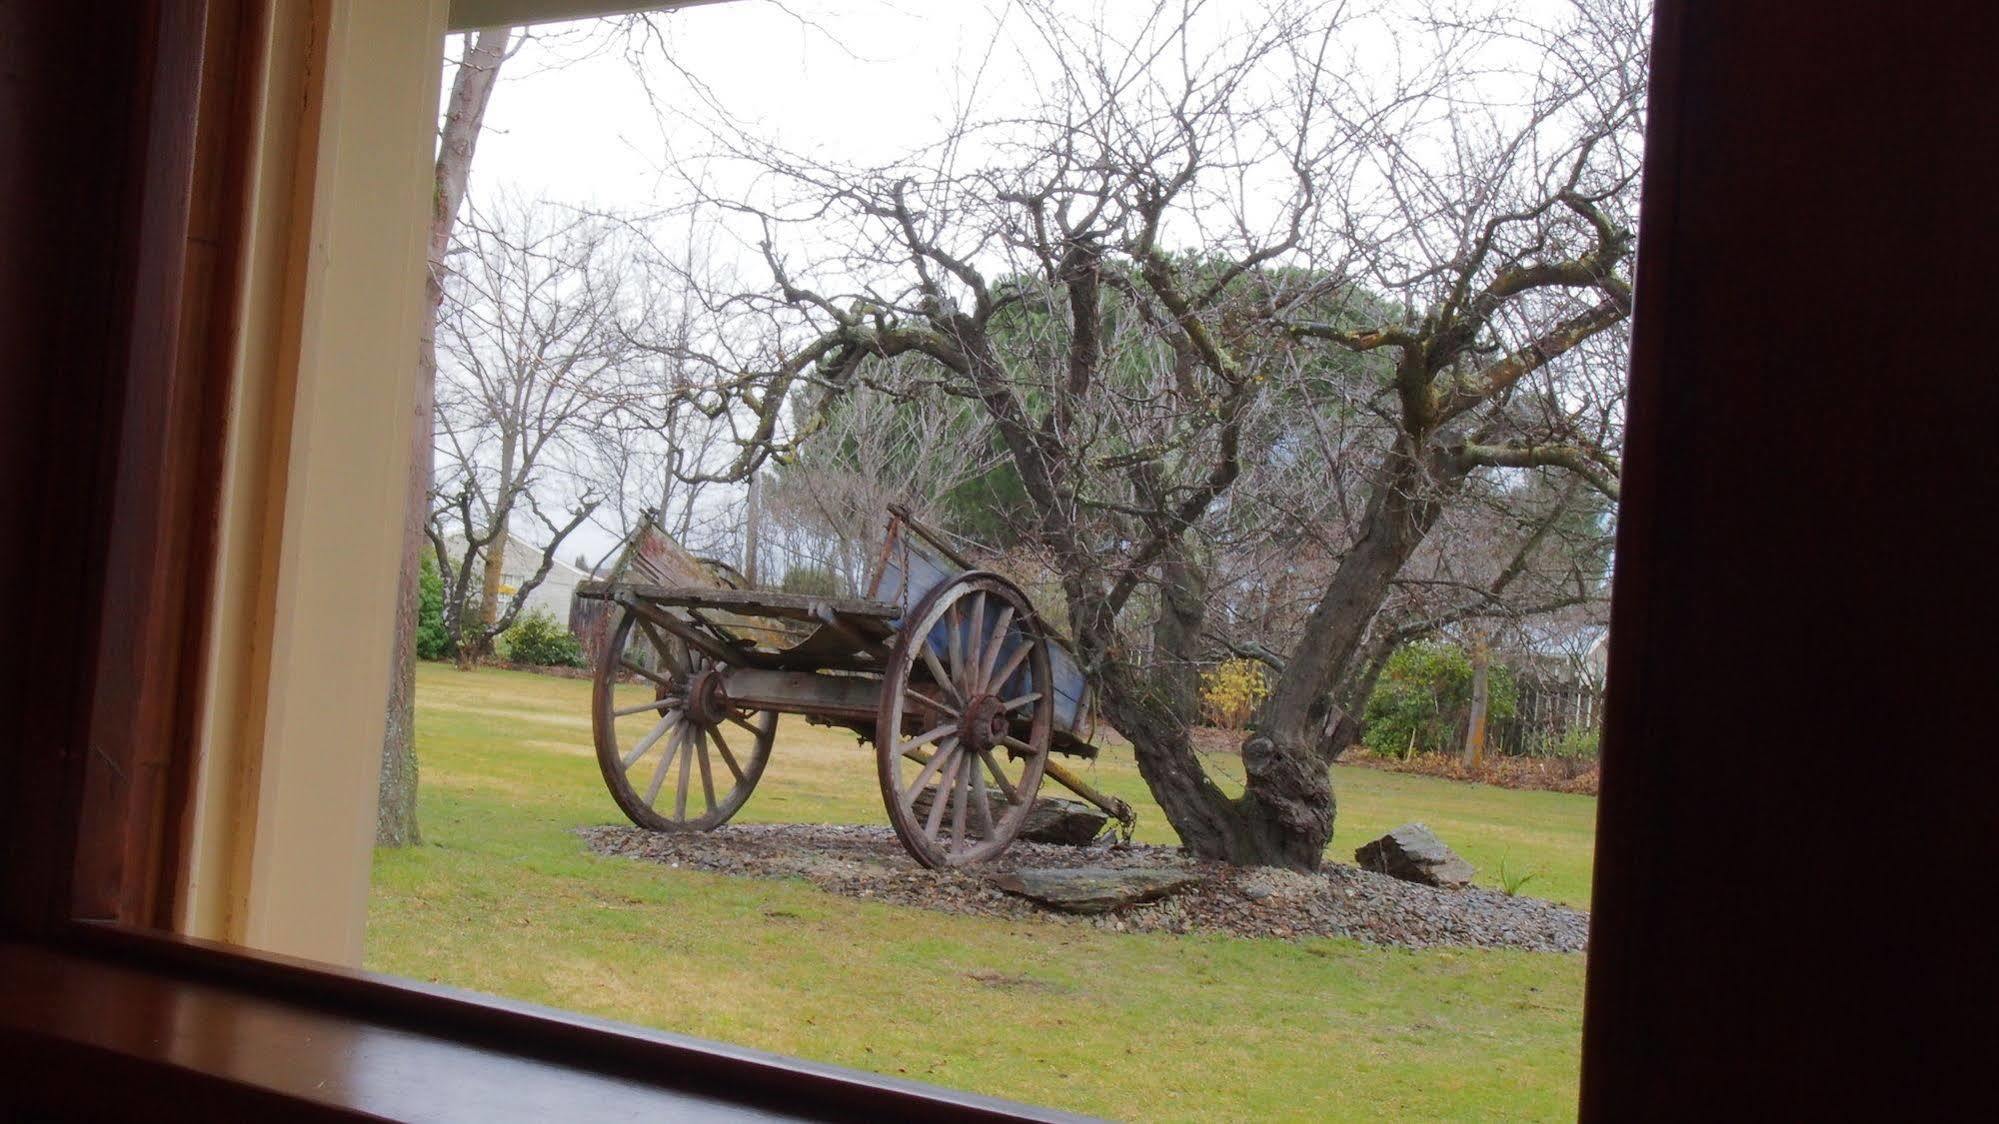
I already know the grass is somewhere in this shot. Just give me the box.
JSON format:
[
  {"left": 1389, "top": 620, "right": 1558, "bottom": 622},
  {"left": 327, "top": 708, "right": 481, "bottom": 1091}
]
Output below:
[{"left": 368, "top": 664, "right": 1596, "bottom": 1121}]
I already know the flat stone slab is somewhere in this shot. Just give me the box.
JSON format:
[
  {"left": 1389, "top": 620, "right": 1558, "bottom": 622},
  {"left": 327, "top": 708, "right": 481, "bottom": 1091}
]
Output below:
[
  {"left": 1355, "top": 822, "right": 1476, "bottom": 888},
  {"left": 989, "top": 866, "right": 1203, "bottom": 914}
]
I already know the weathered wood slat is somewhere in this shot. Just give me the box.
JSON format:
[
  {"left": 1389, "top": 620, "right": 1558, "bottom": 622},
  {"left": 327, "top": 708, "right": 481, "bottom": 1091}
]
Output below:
[
  {"left": 578, "top": 580, "right": 900, "bottom": 625},
  {"left": 719, "top": 669, "right": 883, "bottom": 722},
  {"left": 616, "top": 595, "right": 747, "bottom": 670}
]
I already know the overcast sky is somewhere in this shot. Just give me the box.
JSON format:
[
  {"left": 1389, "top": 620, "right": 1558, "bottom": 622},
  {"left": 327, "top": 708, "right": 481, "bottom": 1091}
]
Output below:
[
  {"left": 467, "top": 1, "right": 1039, "bottom": 560},
  {"left": 454, "top": 0, "right": 1599, "bottom": 563},
  {"left": 471, "top": 2, "right": 1051, "bottom": 220},
  {"left": 466, "top": 0, "right": 1300, "bottom": 562}
]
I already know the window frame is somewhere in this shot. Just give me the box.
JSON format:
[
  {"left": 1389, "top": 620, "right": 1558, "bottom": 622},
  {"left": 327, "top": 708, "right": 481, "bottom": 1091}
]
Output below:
[{"left": 10, "top": 0, "right": 1991, "bottom": 1118}]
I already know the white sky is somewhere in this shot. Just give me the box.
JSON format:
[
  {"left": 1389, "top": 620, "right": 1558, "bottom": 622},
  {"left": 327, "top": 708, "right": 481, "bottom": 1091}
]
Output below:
[{"left": 472, "top": 2, "right": 1047, "bottom": 219}]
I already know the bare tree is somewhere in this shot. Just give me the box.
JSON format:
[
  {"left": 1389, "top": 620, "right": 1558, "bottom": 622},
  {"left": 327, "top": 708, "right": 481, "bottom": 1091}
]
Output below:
[
  {"left": 427, "top": 198, "right": 642, "bottom": 665},
  {"left": 761, "top": 378, "right": 1003, "bottom": 593},
  {"left": 585, "top": 222, "right": 748, "bottom": 558},
  {"left": 636, "top": 0, "right": 1646, "bottom": 868}
]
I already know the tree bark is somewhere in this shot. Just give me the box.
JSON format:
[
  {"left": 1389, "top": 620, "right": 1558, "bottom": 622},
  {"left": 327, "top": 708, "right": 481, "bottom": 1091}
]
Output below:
[
  {"left": 1138, "top": 439, "right": 1459, "bottom": 871},
  {"left": 1462, "top": 633, "right": 1491, "bottom": 767},
  {"left": 477, "top": 508, "right": 510, "bottom": 641},
  {"left": 1262, "top": 440, "right": 1454, "bottom": 749},
  {"left": 377, "top": 27, "right": 511, "bottom": 847},
  {"left": 742, "top": 471, "right": 762, "bottom": 586},
  {"left": 1083, "top": 537, "right": 1337, "bottom": 870}
]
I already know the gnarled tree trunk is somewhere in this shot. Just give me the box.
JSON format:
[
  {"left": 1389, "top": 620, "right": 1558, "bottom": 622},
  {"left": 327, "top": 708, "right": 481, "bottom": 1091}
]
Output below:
[{"left": 1098, "top": 441, "right": 1460, "bottom": 871}]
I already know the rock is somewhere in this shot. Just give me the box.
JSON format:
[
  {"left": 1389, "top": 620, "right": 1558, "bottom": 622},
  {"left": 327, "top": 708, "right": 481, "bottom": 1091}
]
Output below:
[
  {"left": 907, "top": 792, "right": 1109, "bottom": 846},
  {"left": 1355, "top": 823, "right": 1476, "bottom": 888},
  {"left": 1019, "top": 797, "right": 1110, "bottom": 845},
  {"left": 989, "top": 867, "right": 1202, "bottom": 914}
]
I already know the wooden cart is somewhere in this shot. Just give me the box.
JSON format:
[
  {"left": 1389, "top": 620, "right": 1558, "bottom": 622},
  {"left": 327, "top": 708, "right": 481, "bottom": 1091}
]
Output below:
[{"left": 574, "top": 508, "right": 1132, "bottom": 868}]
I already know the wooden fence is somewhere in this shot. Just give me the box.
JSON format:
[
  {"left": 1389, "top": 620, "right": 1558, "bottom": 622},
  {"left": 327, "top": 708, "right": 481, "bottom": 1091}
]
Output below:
[{"left": 1490, "top": 680, "right": 1605, "bottom": 757}]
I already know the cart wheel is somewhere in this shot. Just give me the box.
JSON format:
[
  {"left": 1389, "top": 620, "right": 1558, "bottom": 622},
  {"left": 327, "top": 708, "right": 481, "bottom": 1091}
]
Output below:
[
  {"left": 877, "top": 572, "right": 1053, "bottom": 868},
  {"left": 593, "top": 604, "right": 775, "bottom": 832}
]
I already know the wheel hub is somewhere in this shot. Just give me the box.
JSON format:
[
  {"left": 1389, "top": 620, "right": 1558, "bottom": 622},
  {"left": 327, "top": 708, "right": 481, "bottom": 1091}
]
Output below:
[
  {"left": 959, "top": 694, "right": 1010, "bottom": 752},
  {"left": 685, "top": 668, "right": 730, "bottom": 727}
]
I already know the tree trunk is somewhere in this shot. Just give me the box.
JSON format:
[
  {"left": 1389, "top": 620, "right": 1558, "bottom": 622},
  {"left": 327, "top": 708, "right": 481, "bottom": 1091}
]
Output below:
[
  {"left": 377, "top": 328, "right": 435, "bottom": 846},
  {"left": 1075, "top": 441, "right": 1468, "bottom": 872},
  {"left": 1462, "top": 633, "right": 1491, "bottom": 767},
  {"left": 742, "top": 471, "right": 762, "bottom": 586},
  {"left": 376, "top": 27, "right": 511, "bottom": 847},
  {"left": 478, "top": 513, "right": 509, "bottom": 634},
  {"left": 1084, "top": 539, "right": 1336, "bottom": 870},
  {"left": 1226, "top": 441, "right": 1457, "bottom": 869},
  {"left": 476, "top": 427, "right": 517, "bottom": 656}
]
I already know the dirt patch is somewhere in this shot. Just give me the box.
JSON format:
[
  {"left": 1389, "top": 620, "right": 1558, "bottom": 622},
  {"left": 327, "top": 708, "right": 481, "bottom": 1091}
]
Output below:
[
  {"left": 578, "top": 822, "right": 1587, "bottom": 953},
  {"left": 965, "top": 968, "right": 1065, "bottom": 992}
]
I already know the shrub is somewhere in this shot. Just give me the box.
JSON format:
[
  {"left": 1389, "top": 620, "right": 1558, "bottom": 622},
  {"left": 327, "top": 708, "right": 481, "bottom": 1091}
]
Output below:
[
  {"left": 415, "top": 553, "right": 452, "bottom": 661},
  {"left": 1361, "top": 642, "right": 1516, "bottom": 758},
  {"left": 1545, "top": 725, "right": 1601, "bottom": 760},
  {"left": 499, "top": 608, "right": 584, "bottom": 667},
  {"left": 779, "top": 565, "right": 843, "bottom": 597},
  {"left": 1200, "top": 658, "right": 1270, "bottom": 729}
]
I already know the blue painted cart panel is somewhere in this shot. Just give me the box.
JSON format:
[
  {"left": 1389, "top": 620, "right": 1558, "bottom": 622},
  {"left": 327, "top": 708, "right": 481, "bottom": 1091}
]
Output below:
[{"left": 871, "top": 521, "right": 1092, "bottom": 735}]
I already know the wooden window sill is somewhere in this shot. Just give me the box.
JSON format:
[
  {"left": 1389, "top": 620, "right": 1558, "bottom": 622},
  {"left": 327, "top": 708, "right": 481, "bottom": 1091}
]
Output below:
[{"left": 0, "top": 927, "right": 1068, "bottom": 1122}]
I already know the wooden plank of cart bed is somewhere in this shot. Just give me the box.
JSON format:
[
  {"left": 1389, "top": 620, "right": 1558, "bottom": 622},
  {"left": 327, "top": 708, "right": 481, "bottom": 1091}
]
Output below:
[{"left": 576, "top": 581, "right": 901, "bottom": 623}]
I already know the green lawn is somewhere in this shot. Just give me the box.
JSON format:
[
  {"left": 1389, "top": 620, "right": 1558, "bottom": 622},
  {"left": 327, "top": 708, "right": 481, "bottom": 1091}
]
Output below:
[{"left": 368, "top": 664, "right": 1596, "bottom": 1121}]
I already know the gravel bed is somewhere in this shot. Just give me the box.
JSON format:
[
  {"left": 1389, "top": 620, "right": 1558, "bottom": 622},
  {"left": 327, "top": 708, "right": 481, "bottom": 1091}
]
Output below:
[{"left": 577, "top": 822, "right": 1587, "bottom": 953}]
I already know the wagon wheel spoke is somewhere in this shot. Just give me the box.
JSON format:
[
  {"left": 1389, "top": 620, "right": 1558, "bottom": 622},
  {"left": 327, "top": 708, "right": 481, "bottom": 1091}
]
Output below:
[
  {"left": 710, "top": 725, "right": 745, "bottom": 783},
  {"left": 895, "top": 721, "right": 958, "bottom": 759},
  {"left": 901, "top": 737, "right": 956, "bottom": 809},
  {"left": 923, "top": 745, "right": 965, "bottom": 840},
  {"left": 901, "top": 688, "right": 956, "bottom": 718},
  {"left": 620, "top": 710, "right": 681, "bottom": 770},
  {"left": 1000, "top": 691, "right": 1042, "bottom": 713},
  {"left": 945, "top": 605, "right": 966, "bottom": 694},
  {"left": 988, "top": 639, "right": 1033, "bottom": 695},
  {"left": 613, "top": 695, "right": 682, "bottom": 718},
  {"left": 976, "top": 605, "right": 1015, "bottom": 694},
  {"left": 642, "top": 725, "right": 686, "bottom": 805},
  {"left": 957, "top": 591, "right": 987, "bottom": 697},
  {"left": 999, "top": 734, "right": 1042, "bottom": 758},
  {"left": 948, "top": 751, "right": 971, "bottom": 850},
  {"left": 920, "top": 644, "right": 963, "bottom": 706},
  {"left": 725, "top": 711, "right": 762, "bottom": 737},
  {"left": 674, "top": 724, "right": 696, "bottom": 820},
  {"left": 696, "top": 728, "right": 718, "bottom": 812},
  {"left": 976, "top": 747, "right": 1019, "bottom": 803},
  {"left": 970, "top": 760, "right": 995, "bottom": 838},
  {"left": 620, "top": 658, "right": 674, "bottom": 690}
]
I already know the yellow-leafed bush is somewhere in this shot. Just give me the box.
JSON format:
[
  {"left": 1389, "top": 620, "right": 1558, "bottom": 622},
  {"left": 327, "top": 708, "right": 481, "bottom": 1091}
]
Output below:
[{"left": 1200, "top": 658, "right": 1270, "bottom": 730}]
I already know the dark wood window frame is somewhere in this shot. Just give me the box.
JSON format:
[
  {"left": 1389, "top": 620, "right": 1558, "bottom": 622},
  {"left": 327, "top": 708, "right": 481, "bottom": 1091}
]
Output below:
[{"left": 5, "top": 0, "right": 1994, "bottom": 1119}]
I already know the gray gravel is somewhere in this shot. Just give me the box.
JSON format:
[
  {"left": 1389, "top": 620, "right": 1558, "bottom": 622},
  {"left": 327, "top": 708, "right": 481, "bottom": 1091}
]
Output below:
[{"left": 578, "top": 822, "right": 1588, "bottom": 953}]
